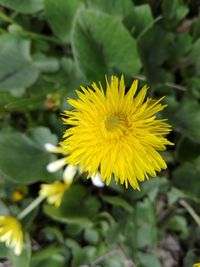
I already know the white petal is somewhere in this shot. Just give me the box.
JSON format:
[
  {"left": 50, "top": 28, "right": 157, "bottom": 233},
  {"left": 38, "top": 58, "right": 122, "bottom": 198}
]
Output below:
[
  {"left": 47, "top": 158, "right": 66, "bottom": 173},
  {"left": 91, "top": 173, "right": 104, "bottom": 187},
  {"left": 63, "top": 164, "right": 77, "bottom": 184},
  {"left": 44, "top": 143, "right": 62, "bottom": 153},
  {"left": 14, "top": 240, "right": 22, "bottom": 256}
]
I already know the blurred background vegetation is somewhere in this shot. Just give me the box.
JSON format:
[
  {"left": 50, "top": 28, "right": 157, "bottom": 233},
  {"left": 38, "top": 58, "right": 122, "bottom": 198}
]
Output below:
[{"left": 0, "top": 0, "right": 200, "bottom": 266}]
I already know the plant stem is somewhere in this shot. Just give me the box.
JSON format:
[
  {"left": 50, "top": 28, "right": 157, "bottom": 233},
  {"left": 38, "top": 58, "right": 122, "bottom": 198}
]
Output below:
[
  {"left": 179, "top": 199, "right": 200, "bottom": 227},
  {"left": 0, "top": 11, "right": 61, "bottom": 44},
  {"left": 137, "top": 15, "right": 163, "bottom": 42},
  {"left": 0, "top": 11, "right": 19, "bottom": 26},
  {"left": 18, "top": 195, "right": 45, "bottom": 220}
]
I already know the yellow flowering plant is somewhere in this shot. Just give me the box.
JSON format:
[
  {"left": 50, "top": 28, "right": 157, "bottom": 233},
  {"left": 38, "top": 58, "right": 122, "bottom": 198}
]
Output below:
[
  {"left": 0, "top": 216, "right": 23, "bottom": 256},
  {"left": 0, "top": 0, "right": 200, "bottom": 266},
  {"left": 62, "top": 76, "right": 173, "bottom": 189}
]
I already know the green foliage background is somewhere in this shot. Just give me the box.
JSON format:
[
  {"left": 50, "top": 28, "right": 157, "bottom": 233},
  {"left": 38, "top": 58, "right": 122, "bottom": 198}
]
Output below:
[{"left": 0, "top": 0, "right": 200, "bottom": 266}]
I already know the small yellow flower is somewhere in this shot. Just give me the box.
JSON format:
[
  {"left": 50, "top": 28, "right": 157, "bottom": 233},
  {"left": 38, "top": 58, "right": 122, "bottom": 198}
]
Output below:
[
  {"left": 12, "top": 191, "right": 24, "bottom": 202},
  {"left": 39, "top": 181, "right": 70, "bottom": 207},
  {"left": 193, "top": 263, "right": 200, "bottom": 267},
  {"left": 0, "top": 216, "right": 23, "bottom": 255},
  {"left": 62, "top": 75, "right": 173, "bottom": 189}
]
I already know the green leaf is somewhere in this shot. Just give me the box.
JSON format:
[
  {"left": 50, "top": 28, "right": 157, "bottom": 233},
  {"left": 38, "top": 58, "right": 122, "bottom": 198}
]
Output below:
[
  {"left": 71, "top": 245, "right": 96, "bottom": 267},
  {"left": 44, "top": 185, "right": 100, "bottom": 225},
  {"left": 65, "top": 238, "right": 97, "bottom": 267},
  {"left": 138, "top": 26, "right": 174, "bottom": 84},
  {"left": 41, "top": 227, "right": 64, "bottom": 243},
  {"left": 0, "top": 127, "right": 58, "bottom": 184},
  {"left": 44, "top": 0, "right": 82, "bottom": 42},
  {"left": 166, "top": 215, "right": 188, "bottom": 237},
  {"left": 167, "top": 187, "right": 185, "bottom": 205},
  {"left": 0, "top": 234, "right": 31, "bottom": 267},
  {"left": 176, "top": 138, "right": 200, "bottom": 163},
  {"left": 60, "top": 185, "right": 101, "bottom": 217},
  {"left": 167, "top": 99, "right": 200, "bottom": 143},
  {"left": 72, "top": 10, "right": 142, "bottom": 81},
  {"left": 135, "top": 198, "right": 157, "bottom": 248},
  {"left": 31, "top": 246, "right": 66, "bottom": 261},
  {"left": 84, "top": 228, "right": 99, "bottom": 245},
  {"left": 188, "top": 38, "right": 200, "bottom": 75},
  {"left": 5, "top": 94, "right": 46, "bottom": 112},
  {"left": 124, "top": 4, "right": 153, "bottom": 37},
  {"left": 33, "top": 55, "right": 60, "bottom": 73},
  {"left": 31, "top": 253, "right": 66, "bottom": 267},
  {"left": 85, "top": 0, "right": 134, "bottom": 18},
  {"left": 101, "top": 195, "right": 133, "bottom": 213},
  {"left": 137, "top": 252, "right": 162, "bottom": 267},
  {"left": 126, "top": 177, "right": 168, "bottom": 201},
  {"left": 0, "top": 0, "right": 44, "bottom": 13},
  {"left": 162, "top": 0, "right": 189, "bottom": 25},
  {"left": 173, "top": 157, "right": 200, "bottom": 198},
  {"left": 0, "top": 34, "right": 39, "bottom": 92},
  {"left": 44, "top": 205, "right": 92, "bottom": 227}
]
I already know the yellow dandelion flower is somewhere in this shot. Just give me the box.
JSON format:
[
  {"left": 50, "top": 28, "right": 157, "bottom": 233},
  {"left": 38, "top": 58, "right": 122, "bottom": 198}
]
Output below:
[
  {"left": 0, "top": 216, "right": 23, "bottom": 255},
  {"left": 39, "top": 180, "right": 71, "bottom": 207},
  {"left": 62, "top": 75, "right": 173, "bottom": 189},
  {"left": 194, "top": 264, "right": 200, "bottom": 267}
]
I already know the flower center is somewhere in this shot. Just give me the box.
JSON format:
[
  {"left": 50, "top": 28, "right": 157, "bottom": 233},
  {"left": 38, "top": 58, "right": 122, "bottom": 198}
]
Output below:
[{"left": 105, "top": 115, "right": 120, "bottom": 131}]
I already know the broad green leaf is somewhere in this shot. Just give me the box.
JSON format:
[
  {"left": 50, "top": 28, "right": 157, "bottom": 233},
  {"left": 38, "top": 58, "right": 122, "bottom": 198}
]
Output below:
[
  {"left": 166, "top": 215, "right": 188, "bottom": 237},
  {"left": 41, "top": 227, "right": 64, "bottom": 243},
  {"left": 183, "top": 250, "right": 197, "bottom": 267},
  {"left": 44, "top": 205, "right": 93, "bottom": 227},
  {"left": 44, "top": 185, "right": 100, "bottom": 225},
  {"left": 44, "top": 0, "right": 82, "bottom": 42},
  {"left": 101, "top": 195, "right": 133, "bottom": 213},
  {"left": 124, "top": 4, "right": 153, "bottom": 37},
  {"left": 0, "top": 34, "right": 39, "bottom": 92},
  {"left": 71, "top": 246, "right": 96, "bottom": 267},
  {"left": 65, "top": 238, "right": 101, "bottom": 267},
  {"left": 166, "top": 99, "right": 200, "bottom": 143},
  {"left": 31, "top": 246, "right": 66, "bottom": 261},
  {"left": 33, "top": 55, "right": 60, "bottom": 73},
  {"left": 135, "top": 198, "right": 157, "bottom": 248},
  {"left": 72, "top": 10, "right": 142, "bottom": 81},
  {"left": 126, "top": 177, "right": 168, "bottom": 201},
  {"left": 138, "top": 26, "right": 174, "bottom": 84},
  {"left": 60, "top": 185, "right": 101, "bottom": 218},
  {"left": 104, "top": 255, "right": 127, "bottom": 267},
  {"left": 5, "top": 94, "right": 46, "bottom": 112},
  {"left": 0, "top": 127, "right": 58, "bottom": 184},
  {"left": 167, "top": 187, "right": 185, "bottom": 205},
  {"left": 0, "top": 92, "right": 18, "bottom": 108},
  {"left": 0, "top": 0, "right": 44, "bottom": 13},
  {"left": 176, "top": 138, "right": 200, "bottom": 163},
  {"left": 84, "top": 0, "right": 134, "bottom": 18},
  {"left": 137, "top": 252, "right": 162, "bottom": 267},
  {"left": 189, "top": 38, "right": 200, "bottom": 75},
  {"left": 162, "top": 0, "right": 189, "bottom": 25},
  {"left": 84, "top": 228, "right": 99, "bottom": 244},
  {"left": 31, "top": 253, "right": 66, "bottom": 267},
  {"left": 173, "top": 157, "right": 200, "bottom": 198}
]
